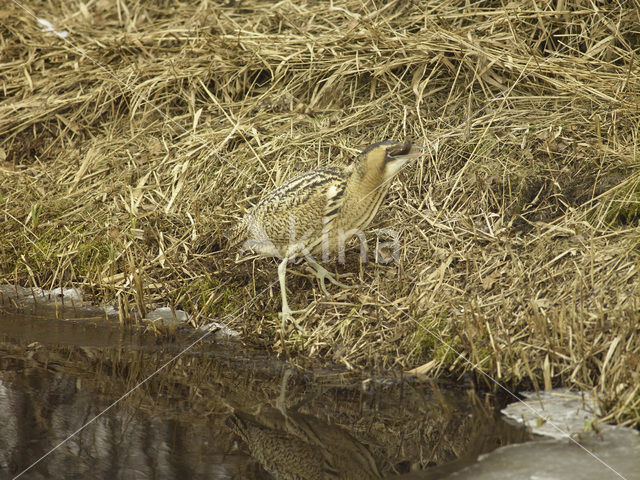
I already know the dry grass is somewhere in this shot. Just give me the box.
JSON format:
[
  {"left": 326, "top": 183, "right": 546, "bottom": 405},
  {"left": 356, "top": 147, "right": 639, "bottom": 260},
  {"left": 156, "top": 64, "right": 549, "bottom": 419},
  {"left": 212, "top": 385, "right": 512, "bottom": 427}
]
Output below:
[{"left": 1, "top": 0, "right": 639, "bottom": 426}]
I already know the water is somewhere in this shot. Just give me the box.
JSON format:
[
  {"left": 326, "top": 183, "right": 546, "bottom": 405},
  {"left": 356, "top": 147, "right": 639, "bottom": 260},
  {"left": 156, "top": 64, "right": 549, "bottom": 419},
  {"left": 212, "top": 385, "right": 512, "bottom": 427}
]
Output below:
[
  {"left": 0, "top": 295, "right": 532, "bottom": 480},
  {"left": 1, "top": 290, "right": 637, "bottom": 479},
  {"left": 2, "top": 294, "right": 638, "bottom": 480}
]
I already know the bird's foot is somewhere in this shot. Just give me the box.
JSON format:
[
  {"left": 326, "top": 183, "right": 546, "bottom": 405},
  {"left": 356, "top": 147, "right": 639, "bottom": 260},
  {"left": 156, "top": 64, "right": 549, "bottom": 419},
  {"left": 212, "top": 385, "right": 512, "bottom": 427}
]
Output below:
[
  {"left": 306, "top": 263, "right": 354, "bottom": 297},
  {"left": 278, "top": 305, "right": 308, "bottom": 332}
]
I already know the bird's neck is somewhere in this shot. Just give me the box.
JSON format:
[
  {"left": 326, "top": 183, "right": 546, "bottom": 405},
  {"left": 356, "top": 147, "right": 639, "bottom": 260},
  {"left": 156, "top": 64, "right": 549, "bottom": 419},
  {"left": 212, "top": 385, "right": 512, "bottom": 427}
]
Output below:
[
  {"left": 339, "top": 161, "right": 391, "bottom": 224},
  {"left": 347, "top": 160, "right": 387, "bottom": 198}
]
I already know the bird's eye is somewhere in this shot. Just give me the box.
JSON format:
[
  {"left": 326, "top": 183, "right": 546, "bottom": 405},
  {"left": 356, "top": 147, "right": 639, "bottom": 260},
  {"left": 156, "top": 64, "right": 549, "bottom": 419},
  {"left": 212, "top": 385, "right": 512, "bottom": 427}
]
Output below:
[{"left": 387, "top": 141, "right": 412, "bottom": 158}]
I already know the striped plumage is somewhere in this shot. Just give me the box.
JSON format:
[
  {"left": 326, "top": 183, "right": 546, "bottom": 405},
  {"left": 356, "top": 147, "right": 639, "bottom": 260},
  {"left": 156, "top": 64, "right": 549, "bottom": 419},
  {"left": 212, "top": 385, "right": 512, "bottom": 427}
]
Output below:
[
  {"left": 226, "top": 406, "right": 382, "bottom": 480},
  {"left": 233, "top": 166, "right": 348, "bottom": 258},
  {"left": 230, "top": 140, "right": 425, "bottom": 329}
]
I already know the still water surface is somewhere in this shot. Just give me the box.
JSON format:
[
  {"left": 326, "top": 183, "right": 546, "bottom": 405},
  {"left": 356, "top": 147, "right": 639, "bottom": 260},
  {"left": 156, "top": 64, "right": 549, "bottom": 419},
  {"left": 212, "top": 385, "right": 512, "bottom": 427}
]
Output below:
[{"left": 0, "top": 302, "right": 526, "bottom": 479}]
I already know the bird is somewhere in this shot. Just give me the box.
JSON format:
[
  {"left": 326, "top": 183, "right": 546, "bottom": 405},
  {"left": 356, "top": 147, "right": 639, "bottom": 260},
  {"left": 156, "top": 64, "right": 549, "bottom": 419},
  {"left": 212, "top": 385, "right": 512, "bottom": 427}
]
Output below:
[
  {"left": 229, "top": 139, "right": 425, "bottom": 330},
  {"left": 225, "top": 368, "right": 381, "bottom": 479},
  {"left": 226, "top": 405, "right": 382, "bottom": 480}
]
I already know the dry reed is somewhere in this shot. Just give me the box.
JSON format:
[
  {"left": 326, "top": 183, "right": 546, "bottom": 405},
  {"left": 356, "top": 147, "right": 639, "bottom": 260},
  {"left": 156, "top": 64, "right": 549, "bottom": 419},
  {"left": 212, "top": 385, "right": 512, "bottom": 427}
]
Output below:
[{"left": 1, "top": 0, "right": 639, "bottom": 426}]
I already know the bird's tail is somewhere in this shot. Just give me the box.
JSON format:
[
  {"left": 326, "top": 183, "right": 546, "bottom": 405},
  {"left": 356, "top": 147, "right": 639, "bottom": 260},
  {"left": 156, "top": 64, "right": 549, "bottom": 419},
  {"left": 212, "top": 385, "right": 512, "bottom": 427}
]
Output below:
[{"left": 225, "top": 220, "right": 248, "bottom": 249}]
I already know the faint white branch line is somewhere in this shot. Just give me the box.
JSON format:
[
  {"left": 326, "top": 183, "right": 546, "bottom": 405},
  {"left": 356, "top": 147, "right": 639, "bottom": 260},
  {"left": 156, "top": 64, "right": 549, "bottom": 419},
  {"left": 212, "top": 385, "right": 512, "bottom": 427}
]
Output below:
[
  {"left": 11, "top": 280, "right": 277, "bottom": 480},
  {"left": 371, "top": 286, "right": 629, "bottom": 480},
  {"left": 8, "top": 1, "right": 635, "bottom": 479}
]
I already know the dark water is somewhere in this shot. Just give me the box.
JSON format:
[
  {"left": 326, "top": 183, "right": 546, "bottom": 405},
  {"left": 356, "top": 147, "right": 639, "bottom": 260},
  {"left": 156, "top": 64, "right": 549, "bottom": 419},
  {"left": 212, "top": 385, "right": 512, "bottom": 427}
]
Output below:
[{"left": 0, "top": 302, "right": 528, "bottom": 480}]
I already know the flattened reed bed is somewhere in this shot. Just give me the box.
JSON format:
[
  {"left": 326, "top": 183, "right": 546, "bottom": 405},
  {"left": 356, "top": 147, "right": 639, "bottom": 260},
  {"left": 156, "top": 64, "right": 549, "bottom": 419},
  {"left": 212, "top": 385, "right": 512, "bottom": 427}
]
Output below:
[{"left": 1, "top": 0, "right": 639, "bottom": 425}]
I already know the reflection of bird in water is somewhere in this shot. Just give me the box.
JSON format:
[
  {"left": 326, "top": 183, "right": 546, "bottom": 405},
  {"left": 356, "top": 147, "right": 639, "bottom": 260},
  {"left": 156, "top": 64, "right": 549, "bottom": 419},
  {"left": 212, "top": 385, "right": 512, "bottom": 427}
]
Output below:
[
  {"left": 228, "top": 140, "right": 425, "bottom": 330},
  {"left": 226, "top": 368, "right": 381, "bottom": 479},
  {"left": 226, "top": 405, "right": 382, "bottom": 480}
]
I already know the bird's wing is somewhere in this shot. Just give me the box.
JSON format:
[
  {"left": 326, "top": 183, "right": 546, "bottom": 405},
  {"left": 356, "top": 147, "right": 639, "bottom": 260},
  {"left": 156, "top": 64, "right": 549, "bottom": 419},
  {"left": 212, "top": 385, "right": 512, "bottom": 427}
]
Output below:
[
  {"left": 245, "top": 167, "right": 347, "bottom": 257},
  {"left": 321, "top": 181, "right": 347, "bottom": 231}
]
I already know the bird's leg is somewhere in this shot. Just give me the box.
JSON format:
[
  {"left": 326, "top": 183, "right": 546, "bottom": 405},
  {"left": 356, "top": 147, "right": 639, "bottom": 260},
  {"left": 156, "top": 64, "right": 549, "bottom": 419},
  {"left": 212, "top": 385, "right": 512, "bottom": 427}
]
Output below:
[
  {"left": 278, "top": 257, "right": 293, "bottom": 331},
  {"left": 277, "top": 367, "right": 294, "bottom": 416},
  {"left": 277, "top": 257, "right": 304, "bottom": 331},
  {"left": 305, "top": 257, "right": 354, "bottom": 297}
]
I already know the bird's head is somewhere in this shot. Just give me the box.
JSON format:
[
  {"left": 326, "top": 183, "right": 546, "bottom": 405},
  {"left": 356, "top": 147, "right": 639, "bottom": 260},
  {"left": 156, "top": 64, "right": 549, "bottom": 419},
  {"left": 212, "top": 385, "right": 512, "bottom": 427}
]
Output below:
[{"left": 360, "top": 140, "right": 426, "bottom": 181}]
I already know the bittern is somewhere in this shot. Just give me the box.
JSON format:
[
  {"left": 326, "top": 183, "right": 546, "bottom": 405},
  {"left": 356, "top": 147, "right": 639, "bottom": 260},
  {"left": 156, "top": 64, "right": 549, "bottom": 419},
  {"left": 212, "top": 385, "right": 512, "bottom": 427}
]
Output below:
[
  {"left": 226, "top": 405, "right": 382, "bottom": 479},
  {"left": 229, "top": 140, "right": 425, "bottom": 329}
]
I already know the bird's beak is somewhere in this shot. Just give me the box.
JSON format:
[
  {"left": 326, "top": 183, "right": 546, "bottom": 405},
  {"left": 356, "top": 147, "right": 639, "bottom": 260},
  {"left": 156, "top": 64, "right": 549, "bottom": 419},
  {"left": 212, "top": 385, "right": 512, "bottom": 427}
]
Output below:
[
  {"left": 382, "top": 141, "right": 426, "bottom": 180},
  {"left": 388, "top": 141, "right": 426, "bottom": 162}
]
